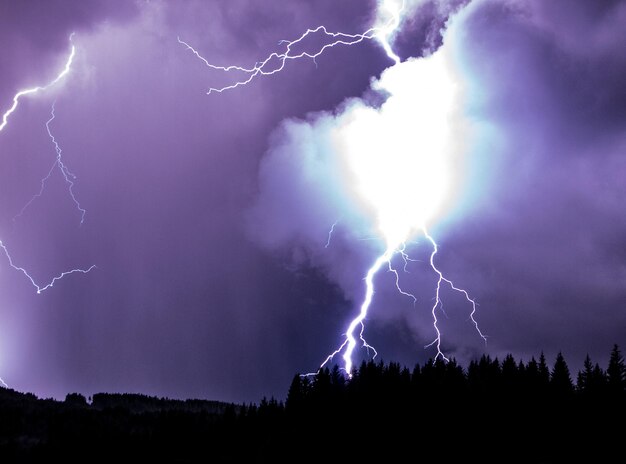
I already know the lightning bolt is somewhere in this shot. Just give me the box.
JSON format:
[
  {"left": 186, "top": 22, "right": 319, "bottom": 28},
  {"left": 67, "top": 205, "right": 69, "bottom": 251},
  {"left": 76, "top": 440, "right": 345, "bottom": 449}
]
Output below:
[
  {"left": 387, "top": 247, "right": 418, "bottom": 305},
  {"left": 0, "top": 34, "right": 92, "bottom": 294},
  {"left": 422, "top": 228, "right": 487, "bottom": 361},
  {"left": 182, "top": 1, "right": 486, "bottom": 375},
  {"left": 178, "top": 1, "right": 403, "bottom": 94},
  {"left": 0, "top": 34, "right": 94, "bottom": 388},
  {"left": 334, "top": 248, "right": 391, "bottom": 375},
  {"left": 15, "top": 102, "right": 86, "bottom": 224},
  {"left": 0, "top": 35, "right": 75, "bottom": 134},
  {"left": 325, "top": 220, "right": 340, "bottom": 249},
  {"left": 316, "top": 227, "right": 486, "bottom": 375},
  {"left": 0, "top": 240, "right": 95, "bottom": 295}
]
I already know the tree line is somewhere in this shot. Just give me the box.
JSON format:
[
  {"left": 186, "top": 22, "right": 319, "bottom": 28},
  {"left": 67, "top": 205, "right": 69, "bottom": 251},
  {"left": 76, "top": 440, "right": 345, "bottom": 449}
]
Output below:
[
  {"left": 277, "top": 345, "right": 625, "bottom": 461},
  {"left": 286, "top": 344, "right": 626, "bottom": 408},
  {"left": 0, "top": 345, "right": 624, "bottom": 462}
]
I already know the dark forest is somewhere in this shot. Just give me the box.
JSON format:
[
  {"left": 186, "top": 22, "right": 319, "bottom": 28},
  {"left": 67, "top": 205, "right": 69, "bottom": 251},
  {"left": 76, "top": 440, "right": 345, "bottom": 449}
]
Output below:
[{"left": 1, "top": 346, "right": 625, "bottom": 462}]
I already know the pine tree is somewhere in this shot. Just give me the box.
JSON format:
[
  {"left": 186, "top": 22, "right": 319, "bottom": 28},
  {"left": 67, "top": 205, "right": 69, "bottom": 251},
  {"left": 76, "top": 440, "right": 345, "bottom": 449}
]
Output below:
[
  {"left": 330, "top": 365, "right": 345, "bottom": 390},
  {"left": 312, "top": 367, "right": 331, "bottom": 398},
  {"left": 445, "top": 358, "right": 466, "bottom": 392},
  {"left": 526, "top": 357, "right": 539, "bottom": 381},
  {"left": 501, "top": 354, "right": 518, "bottom": 390},
  {"left": 590, "top": 363, "right": 607, "bottom": 394},
  {"left": 538, "top": 352, "right": 550, "bottom": 390},
  {"left": 551, "top": 352, "right": 574, "bottom": 394},
  {"left": 524, "top": 357, "right": 540, "bottom": 394},
  {"left": 411, "top": 363, "right": 422, "bottom": 391},
  {"left": 286, "top": 374, "right": 306, "bottom": 412},
  {"left": 577, "top": 355, "right": 594, "bottom": 392},
  {"left": 607, "top": 345, "right": 626, "bottom": 394}
]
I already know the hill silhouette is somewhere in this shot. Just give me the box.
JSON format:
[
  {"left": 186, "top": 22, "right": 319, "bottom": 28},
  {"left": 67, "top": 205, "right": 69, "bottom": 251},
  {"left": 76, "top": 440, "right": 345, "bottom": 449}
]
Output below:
[{"left": 1, "top": 346, "right": 624, "bottom": 462}]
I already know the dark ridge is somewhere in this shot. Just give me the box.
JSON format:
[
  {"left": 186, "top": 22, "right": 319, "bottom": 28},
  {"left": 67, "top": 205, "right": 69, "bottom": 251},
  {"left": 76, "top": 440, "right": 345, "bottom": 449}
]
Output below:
[
  {"left": 90, "top": 393, "right": 233, "bottom": 414},
  {"left": 1, "top": 345, "right": 624, "bottom": 462}
]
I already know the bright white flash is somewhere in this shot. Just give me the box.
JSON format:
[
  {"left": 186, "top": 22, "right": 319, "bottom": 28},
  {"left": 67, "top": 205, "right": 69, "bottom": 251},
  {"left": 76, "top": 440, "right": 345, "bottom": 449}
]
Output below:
[
  {"left": 374, "top": 0, "right": 405, "bottom": 64},
  {"left": 181, "top": 0, "right": 485, "bottom": 374},
  {"left": 334, "top": 52, "right": 455, "bottom": 250},
  {"left": 320, "top": 48, "right": 486, "bottom": 372}
]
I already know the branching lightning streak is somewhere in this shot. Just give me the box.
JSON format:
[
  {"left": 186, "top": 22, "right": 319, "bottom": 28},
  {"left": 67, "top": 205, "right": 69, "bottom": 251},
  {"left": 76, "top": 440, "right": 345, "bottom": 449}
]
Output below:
[
  {"left": 0, "top": 34, "right": 94, "bottom": 293},
  {"left": 178, "top": 1, "right": 402, "bottom": 94},
  {"left": 398, "top": 241, "right": 420, "bottom": 272},
  {"left": 185, "top": 1, "right": 486, "bottom": 375},
  {"left": 318, "top": 249, "right": 392, "bottom": 375},
  {"left": 0, "top": 36, "right": 75, "bottom": 134},
  {"left": 15, "top": 103, "right": 86, "bottom": 224},
  {"left": 319, "top": 228, "right": 486, "bottom": 374},
  {"left": 0, "top": 34, "right": 92, "bottom": 388},
  {"left": 388, "top": 256, "right": 417, "bottom": 304},
  {"left": 0, "top": 240, "right": 95, "bottom": 295},
  {"left": 422, "top": 228, "right": 487, "bottom": 360}
]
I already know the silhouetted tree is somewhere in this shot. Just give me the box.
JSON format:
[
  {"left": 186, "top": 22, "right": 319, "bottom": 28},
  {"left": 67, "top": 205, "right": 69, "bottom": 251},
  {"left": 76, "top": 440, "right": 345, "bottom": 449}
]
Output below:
[
  {"left": 551, "top": 352, "right": 574, "bottom": 394},
  {"left": 64, "top": 393, "right": 87, "bottom": 407},
  {"left": 400, "top": 366, "right": 411, "bottom": 392},
  {"left": 525, "top": 356, "right": 540, "bottom": 391},
  {"left": 3, "top": 347, "right": 626, "bottom": 463},
  {"left": 467, "top": 355, "right": 500, "bottom": 394},
  {"left": 330, "top": 365, "right": 345, "bottom": 391},
  {"left": 286, "top": 375, "right": 306, "bottom": 413},
  {"left": 607, "top": 345, "right": 626, "bottom": 394},
  {"left": 577, "top": 355, "right": 594, "bottom": 392},
  {"left": 410, "top": 363, "right": 422, "bottom": 395},
  {"left": 311, "top": 367, "right": 331, "bottom": 396},
  {"left": 501, "top": 354, "right": 518, "bottom": 391},
  {"left": 258, "top": 397, "right": 283, "bottom": 424},
  {"left": 538, "top": 352, "right": 550, "bottom": 388},
  {"left": 421, "top": 358, "right": 449, "bottom": 392},
  {"left": 590, "top": 363, "right": 608, "bottom": 393},
  {"left": 445, "top": 358, "right": 466, "bottom": 393}
]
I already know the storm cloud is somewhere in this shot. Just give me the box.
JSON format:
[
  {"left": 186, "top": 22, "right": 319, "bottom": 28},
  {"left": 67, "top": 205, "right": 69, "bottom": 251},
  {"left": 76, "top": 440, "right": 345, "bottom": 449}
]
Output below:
[{"left": 0, "top": 0, "right": 624, "bottom": 402}]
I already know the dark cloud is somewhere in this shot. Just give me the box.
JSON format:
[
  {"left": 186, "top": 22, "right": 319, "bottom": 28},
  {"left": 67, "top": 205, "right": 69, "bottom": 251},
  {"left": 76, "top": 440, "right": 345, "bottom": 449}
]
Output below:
[
  {"left": 433, "top": 0, "right": 626, "bottom": 363},
  {"left": 0, "top": 0, "right": 390, "bottom": 402},
  {"left": 393, "top": 0, "right": 470, "bottom": 58}
]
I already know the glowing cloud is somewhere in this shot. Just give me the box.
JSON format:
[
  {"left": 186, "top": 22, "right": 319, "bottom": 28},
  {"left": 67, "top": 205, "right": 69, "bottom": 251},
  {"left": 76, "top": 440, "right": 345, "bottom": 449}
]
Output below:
[
  {"left": 182, "top": 0, "right": 485, "bottom": 374},
  {"left": 303, "top": 46, "right": 486, "bottom": 373},
  {"left": 331, "top": 51, "right": 458, "bottom": 249},
  {"left": 245, "top": 32, "right": 486, "bottom": 373}
]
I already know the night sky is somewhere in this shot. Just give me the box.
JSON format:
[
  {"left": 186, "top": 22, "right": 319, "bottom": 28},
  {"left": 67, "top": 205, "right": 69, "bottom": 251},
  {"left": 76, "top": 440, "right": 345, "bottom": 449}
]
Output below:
[{"left": 0, "top": 0, "right": 625, "bottom": 403}]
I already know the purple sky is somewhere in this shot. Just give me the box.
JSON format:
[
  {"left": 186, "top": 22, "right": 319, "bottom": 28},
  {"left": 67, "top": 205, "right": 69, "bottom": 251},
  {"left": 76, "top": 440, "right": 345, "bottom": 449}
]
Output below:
[{"left": 0, "top": 0, "right": 625, "bottom": 402}]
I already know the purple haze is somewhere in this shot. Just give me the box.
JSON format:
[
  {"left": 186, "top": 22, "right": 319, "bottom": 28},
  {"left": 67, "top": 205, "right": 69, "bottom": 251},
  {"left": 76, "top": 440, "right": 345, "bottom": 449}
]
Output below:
[{"left": 0, "top": 0, "right": 625, "bottom": 402}]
